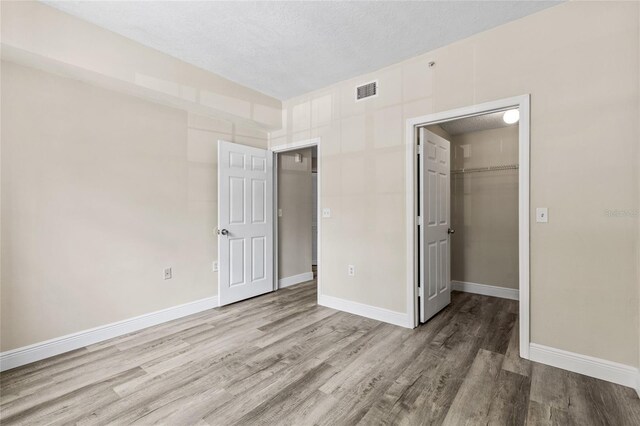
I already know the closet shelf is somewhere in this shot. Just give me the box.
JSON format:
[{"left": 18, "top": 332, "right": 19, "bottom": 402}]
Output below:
[{"left": 451, "top": 164, "right": 519, "bottom": 174}]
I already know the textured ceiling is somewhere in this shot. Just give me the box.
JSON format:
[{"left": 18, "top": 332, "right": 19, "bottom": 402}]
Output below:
[
  {"left": 42, "top": 1, "right": 562, "bottom": 100},
  {"left": 439, "top": 110, "right": 518, "bottom": 136}
]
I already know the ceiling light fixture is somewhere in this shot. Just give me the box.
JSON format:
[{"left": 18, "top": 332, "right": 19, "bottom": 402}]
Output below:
[{"left": 503, "top": 109, "right": 520, "bottom": 124}]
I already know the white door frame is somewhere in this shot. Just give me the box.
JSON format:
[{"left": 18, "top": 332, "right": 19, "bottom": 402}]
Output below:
[
  {"left": 405, "top": 95, "right": 531, "bottom": 359},
  {"left": 270, "top": 138, "right": 321, "bottom": 302}
]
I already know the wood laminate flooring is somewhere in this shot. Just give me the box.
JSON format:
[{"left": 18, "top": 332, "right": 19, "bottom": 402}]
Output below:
[{"left": 1, "top": 281, "right": 639, "bottom": 425}]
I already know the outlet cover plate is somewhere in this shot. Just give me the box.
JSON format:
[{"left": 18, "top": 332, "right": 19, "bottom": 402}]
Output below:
[{"left": 536, "top": 207, "right": 548, "bottom": 223}]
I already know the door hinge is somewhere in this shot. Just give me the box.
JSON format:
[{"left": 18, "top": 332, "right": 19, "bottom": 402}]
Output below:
[
  {"left": 417, "top": 216, "right": 423, "bottom": 226},
  {"left": 417, "top": 144, "right": 423, "bottom": 156},
  {"left": 419, "top": 286, "right": 424, "bottom": 298}
]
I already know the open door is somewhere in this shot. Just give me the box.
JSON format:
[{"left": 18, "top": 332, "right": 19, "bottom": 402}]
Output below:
[
  {"left": 218, "top": 141, "right": 274, "bottom": 306},
  {"left": 419, "top": 128, "right": 452, "bottom": 322}
]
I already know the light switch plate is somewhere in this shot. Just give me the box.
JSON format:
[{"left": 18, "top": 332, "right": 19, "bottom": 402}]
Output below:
[
  {"left": 536, "top": 207, "right": 548, "bottom": 223},
  {"left": 322, "top": 208, "right": 331, "bottom": 218},
  {"left": 278, "top": 209, "right": 283, "bottom": 217},
  {"left": 212, "top": 261, "right": 218, "bottom": 272}
]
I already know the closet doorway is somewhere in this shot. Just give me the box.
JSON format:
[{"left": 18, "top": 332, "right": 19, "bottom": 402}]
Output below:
[{"left": 406, "top": 96, "right": 530, "bottom": 359}]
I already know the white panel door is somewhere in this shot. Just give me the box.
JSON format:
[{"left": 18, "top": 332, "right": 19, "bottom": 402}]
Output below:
[
  {"left": 218, "top": 141, "right": 273, "bottom": 306},
  {"left": 419, "top": 129, "right": 451, "bottom": 322}
]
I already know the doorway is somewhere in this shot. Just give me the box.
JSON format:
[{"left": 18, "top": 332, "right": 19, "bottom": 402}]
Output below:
[
  {"left": 217, "top": 138, "right": 321, "bottom": 306},
  {"left": 406, "top": 95, "right": 530, "bottom": 359},
  {"left": 274, "top": 146, "right": 318, "bottom": 289},
  {"left": 271, "top": 138, "right": 321, "bottom": 300}
]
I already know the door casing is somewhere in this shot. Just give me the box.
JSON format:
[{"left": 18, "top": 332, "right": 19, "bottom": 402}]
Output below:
[{"left": 406, "top": 95, "right": 531, "bottom": 359}]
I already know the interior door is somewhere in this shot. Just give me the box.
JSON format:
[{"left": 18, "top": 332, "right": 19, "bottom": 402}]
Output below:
[
  {"left": 218, "top": 140, "right": 273, "bottom": 306},
  {"left": 419, "top": 128, "right": 451, "bottom": 322}
]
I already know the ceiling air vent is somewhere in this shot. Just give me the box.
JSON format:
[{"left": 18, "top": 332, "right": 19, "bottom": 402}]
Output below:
[{"left": 355, "top": 80, "right": 378, "bottom": 101}]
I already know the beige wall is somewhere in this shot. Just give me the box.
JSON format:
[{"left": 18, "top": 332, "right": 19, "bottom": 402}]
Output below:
[
  {"left": 277, "top": 149, "right": 313, "bottom": 280},
  {"left": 0, "top": 61, "right": 268, "bottom": 351},
  {"left": 274, "top": 2, "right": 640, "bottom": 366},
  {"left": 0, "top": 0, "right": 274, "bottom": 352},
  {"left": 1, "top": 0, "right": 639, "bottom": 370},
  {"left": 637, "top": 0, "right": 640, "bottom": 381},
  {"left": 448, "top": 126, "right": 519, "bottom": 289},
  {"left": 0, "top": 1, "right": 281, "bottom": 129}
]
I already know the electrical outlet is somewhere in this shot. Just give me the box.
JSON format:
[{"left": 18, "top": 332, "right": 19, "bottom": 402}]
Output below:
[
  {"left": 164, "top": 267, "right": 172, "bottom": 280},
  {"left": 322, "top": 208, "right": 331, "bottom": 218},
  {"left": 212, "top": 261, "right": 218, "bottom": 272},
  {"left": 348, "top": 265, "right": 355, "bottom": 276}
]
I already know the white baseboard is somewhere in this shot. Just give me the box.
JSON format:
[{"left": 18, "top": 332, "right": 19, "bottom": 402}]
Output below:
[
  {"left": 451, "top": 280, "right": 519, "bottom": 301},
  {"left": 529, "top": 343, "right": 639, "bottom": 390},
  {"left": 0, "top": 296, "right": 219, "bottom": 372},
  {"left": 279, "top": 271, "right": 314, "bottom": 289},
  {"left": 318, "top": 294, "right": 412, "bottom": 328}
]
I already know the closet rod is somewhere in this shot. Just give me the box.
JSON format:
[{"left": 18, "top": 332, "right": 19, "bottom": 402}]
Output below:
[{"left": 451, "top": 164, "right": 519, "bottom": 174}]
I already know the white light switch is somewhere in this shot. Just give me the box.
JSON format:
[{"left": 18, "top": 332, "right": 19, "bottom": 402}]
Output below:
[
  {"left": 536, "top": 208, "right": 548, "bottom": 223},
  {"left": 278, "top": 209, "right": 283, "bottom": 217},
  {"left": 322, "top": 208, "right": 331, "bottom": 218}
]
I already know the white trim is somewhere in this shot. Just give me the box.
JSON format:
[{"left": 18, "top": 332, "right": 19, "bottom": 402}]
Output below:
[
  {"left": 451, "top": 280, "right": 519, "bottom": 301},
  {"left": 406, "top": 95, "right": 531, "bottom": 359},
  {"left": 271, "top": 137, "right": 321, "bottom": 306},
  {"left": 270, "top": 138, "right": 321, "bottom": 153},
  {"left": 518, "top": 96, "right": 531, "bottom": 360},
  {"left": 636, "top": 373, "right": 640, "bottom": 399},
  {"left": 0, "top": 296, "right": 219, "bottom": 372},
  {"left": 529, "top": 343, "right": 639, "bottom": 390},
  {"left": 273, "top": 148, "right": 279, "bottom": 292},
  {"left": 405, "top": 110, "right": 419, "bottom": 330},
  {"left": 318, "top": 294, "right": 412, "bottom": 328},
  {"left": 278, "top": 271, "right": 314, "bottom": 289}
]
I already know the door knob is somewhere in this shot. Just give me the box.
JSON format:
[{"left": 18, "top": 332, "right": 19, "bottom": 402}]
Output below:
[
  {"left": 448, "top": 228, "right": 455, "bottom": 235},
  {"left": 217, "top": 229, "right": 229, "bottom": 236}
]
